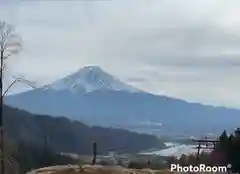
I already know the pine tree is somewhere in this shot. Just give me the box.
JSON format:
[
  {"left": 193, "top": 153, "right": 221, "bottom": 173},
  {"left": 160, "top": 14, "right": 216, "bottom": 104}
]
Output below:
[
  {"left": 230, "top": 129, "right": 240, "bottom": 173},
  {"left": 217, "top": 129, "right": 240, "bottom": 173},
  {"left": 219, "top": 130, "right": 229, "bottom": 150}
]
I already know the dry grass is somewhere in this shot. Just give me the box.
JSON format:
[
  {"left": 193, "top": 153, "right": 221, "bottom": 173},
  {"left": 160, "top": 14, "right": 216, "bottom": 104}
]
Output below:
[{"left": 36, "top": 165, "right": 174, "bottom": 174}]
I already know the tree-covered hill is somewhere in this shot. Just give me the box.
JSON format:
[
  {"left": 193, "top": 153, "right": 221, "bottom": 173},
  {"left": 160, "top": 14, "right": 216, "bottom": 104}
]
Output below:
[{"left": 3, "top": 105, "right": 165, "bottom": 155}]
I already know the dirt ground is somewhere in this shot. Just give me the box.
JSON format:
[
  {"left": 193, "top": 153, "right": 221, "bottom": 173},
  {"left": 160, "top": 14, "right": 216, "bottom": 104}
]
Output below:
[{"left": 35, "top": 165, "right": 173, "bottom": 174}]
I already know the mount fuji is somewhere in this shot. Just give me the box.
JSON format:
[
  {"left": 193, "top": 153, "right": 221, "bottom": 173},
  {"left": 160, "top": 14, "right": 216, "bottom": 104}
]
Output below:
[
  {"left": 46, "top": 66, "right": 142, "bottom": 94},
  {"left": 5, "top": 66, "right": 240, "bottom": 136}
]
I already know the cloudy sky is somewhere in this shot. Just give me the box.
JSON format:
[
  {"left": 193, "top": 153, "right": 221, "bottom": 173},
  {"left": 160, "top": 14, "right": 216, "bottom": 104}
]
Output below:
[{"left": 1, "top": 0, "right": 240, "bottom": 108}]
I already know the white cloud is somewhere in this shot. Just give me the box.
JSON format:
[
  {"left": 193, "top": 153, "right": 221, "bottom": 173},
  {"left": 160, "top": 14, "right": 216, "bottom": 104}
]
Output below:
[{"left": 1, "top": 0, "right": 240, "bottom": 108}]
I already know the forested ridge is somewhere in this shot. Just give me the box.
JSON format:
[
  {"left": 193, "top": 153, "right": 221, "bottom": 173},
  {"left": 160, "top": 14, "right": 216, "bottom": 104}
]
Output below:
[
  {"left": 2, "top": 104, "right": 166, "bottom": 173},
  {"left": 3, "top": 104, "right": 165, "bottom": 154}
]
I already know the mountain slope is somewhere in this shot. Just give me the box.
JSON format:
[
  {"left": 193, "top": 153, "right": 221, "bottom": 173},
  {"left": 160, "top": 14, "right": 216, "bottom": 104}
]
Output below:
[
  {"left": 46, "top": 66, "right": 142, "bottom": 93},
  {"left": 3, "top": 105, "right": 165, "bottom": 154},
  {"left": 5, "top": 66, "right": 240, "bottom": 136}
]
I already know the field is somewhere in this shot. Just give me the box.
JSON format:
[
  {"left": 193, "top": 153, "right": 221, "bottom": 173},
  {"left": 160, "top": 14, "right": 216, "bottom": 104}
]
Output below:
[{"left": 33, "top": 165, "right": 173, "bottom": 174}]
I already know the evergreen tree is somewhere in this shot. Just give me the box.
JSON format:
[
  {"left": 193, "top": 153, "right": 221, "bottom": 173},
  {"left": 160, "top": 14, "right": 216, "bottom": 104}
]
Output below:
[
  {"left": 219, "top": 130, "right": 229, "bottom": 150},
  {"left": 229, "top": 129, "right": 240, "bottom": 173},
  {"left": 216, "top": 129, "right": 240, "bottom": 173}
]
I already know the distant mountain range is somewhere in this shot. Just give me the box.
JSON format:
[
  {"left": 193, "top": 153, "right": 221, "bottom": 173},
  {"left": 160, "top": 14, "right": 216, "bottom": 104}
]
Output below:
[{"left": 5, "top": 66, "right": 240, "bottom": 136}]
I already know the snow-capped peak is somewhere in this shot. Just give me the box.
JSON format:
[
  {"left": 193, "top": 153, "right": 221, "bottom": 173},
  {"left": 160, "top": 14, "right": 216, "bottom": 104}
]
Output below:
[{"left": 48, "top": 66, "right": 142, "bottom": 94}]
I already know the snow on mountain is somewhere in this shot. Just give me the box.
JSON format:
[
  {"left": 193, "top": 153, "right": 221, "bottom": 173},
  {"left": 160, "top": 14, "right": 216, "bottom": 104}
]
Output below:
[{"left": 47, "top": 66, "right": 142, "bottom": 94}]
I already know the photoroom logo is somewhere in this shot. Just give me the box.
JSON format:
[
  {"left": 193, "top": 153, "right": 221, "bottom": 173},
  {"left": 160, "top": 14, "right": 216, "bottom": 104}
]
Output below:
[{"left": 170, "top": 164, "right": 231, "bottom": 173}]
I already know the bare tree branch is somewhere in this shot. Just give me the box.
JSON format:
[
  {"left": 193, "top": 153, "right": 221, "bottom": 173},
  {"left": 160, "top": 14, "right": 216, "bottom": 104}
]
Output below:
[
  {"left": 2, "top": 77, "right": 37, "bottom": 97},
  {"left": 0, "top": 63, "right": 6, "bottom": 73},
  {"left": 0, "top": 21, "right": 21, "bottom": 61},
  {"left": 0, "top": 20, "right": 29, "bottom": 174},
  {"left": 3, "top": 54, "right": 10, "bottom": 60},
  {"left": 2, "top": 79, "right": 17, "bottom": 97},
  {"left": 0, "top": 21, "right": 35, "bottom": 95},
  {"left": 12, "top": 76, "right": 37, "bottom": 88}
]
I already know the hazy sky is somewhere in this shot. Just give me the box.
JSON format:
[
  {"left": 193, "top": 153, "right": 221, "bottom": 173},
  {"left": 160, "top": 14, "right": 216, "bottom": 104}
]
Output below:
[{"left": 1, "top": 0, "right": 240, "bottom": 108}]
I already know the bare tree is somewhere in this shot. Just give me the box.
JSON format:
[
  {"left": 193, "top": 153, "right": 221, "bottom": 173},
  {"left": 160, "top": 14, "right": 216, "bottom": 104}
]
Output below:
[{"left": 0, "top": 21, "right": 36, "bottom": 174}]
